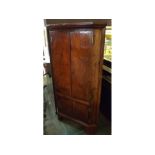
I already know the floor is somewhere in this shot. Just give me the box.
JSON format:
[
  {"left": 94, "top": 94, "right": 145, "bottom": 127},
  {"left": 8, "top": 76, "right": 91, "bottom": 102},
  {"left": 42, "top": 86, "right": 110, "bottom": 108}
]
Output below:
[{"left": 43, "top": 74, "right": 111, "bottom": 135}]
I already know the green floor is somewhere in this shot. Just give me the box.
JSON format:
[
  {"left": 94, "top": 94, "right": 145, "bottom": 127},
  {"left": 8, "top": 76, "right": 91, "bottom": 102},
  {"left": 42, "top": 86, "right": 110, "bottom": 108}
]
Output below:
[{"left": 43, "top": 74, "right": 111, "bottom": 135}]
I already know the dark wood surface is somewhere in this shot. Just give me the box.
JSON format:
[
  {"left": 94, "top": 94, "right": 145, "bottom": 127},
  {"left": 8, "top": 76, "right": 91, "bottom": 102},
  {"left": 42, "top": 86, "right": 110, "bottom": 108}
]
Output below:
[
  {"left": 47, "top": 23, "right": 106, "bottom": 134},
  {"left": 45, "top": 19, "right": 111, "bottom": 26},
  {"left": 47, "top": 22, "right": 107, "bottom": 30}
]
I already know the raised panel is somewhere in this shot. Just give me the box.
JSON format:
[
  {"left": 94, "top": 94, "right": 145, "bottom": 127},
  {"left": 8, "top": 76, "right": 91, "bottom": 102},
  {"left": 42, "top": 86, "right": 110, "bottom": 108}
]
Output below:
[
  {"left": 56, "top": 95, "right": 73, "bottom": 116},
  {"left": 70, "top": 30, "right": 93, "bottom": 101},
  {"left": 50, "top": 30, "right": 71, "bottom": 96},
  {"left": 73, "top": 101, "right": 89, "bottom": 123}
]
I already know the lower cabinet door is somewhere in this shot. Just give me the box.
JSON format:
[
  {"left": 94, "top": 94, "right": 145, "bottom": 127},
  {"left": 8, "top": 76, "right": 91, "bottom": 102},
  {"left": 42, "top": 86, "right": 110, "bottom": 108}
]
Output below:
[
  {"left": 56, "top": 93, "right": 90, "bottom": 123},
  {"left": 73, "top": 102, "right": 89, "bottom": 123},
  {"left": 56, "top": 95, "right": 73, "bottom": 116}
]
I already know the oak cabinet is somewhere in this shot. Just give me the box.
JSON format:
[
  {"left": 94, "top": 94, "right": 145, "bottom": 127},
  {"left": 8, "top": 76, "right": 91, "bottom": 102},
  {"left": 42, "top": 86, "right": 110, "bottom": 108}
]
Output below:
[{"left": 47, "top": 22, "right": 106, "bottom": 134}]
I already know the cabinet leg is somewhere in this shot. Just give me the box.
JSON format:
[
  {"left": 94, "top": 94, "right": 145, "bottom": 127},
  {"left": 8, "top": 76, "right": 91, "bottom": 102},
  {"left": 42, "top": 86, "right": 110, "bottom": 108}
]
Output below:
[{"left": 85, "top": 125, "right": 97, "bottom": 135}]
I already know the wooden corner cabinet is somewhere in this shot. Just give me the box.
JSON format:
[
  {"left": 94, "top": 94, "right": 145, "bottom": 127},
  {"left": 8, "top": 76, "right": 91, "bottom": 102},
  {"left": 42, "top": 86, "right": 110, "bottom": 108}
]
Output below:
[{"left": 47, "top": 22, "right": 106, "bottom": 134}]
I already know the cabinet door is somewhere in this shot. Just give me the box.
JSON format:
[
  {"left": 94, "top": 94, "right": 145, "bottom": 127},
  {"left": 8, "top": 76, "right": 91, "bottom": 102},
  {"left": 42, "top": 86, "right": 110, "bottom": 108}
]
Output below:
[
  {"left": 70, "top": 29, "right": 102, "bottom": 123},
  {"left": 50, "top": 30, "right": 71, "bottom": 96},
  {"left": 49, "top": 30, "right": 73, "bottom": 116}
]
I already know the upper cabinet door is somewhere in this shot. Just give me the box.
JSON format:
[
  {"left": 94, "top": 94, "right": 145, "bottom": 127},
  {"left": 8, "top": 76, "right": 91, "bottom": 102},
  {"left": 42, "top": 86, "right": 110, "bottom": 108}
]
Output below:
[
  {"left": 49, "top": 30, "right": 71, "bottom": 96},
  {"left": 70, "top": 29, "right": 102, "bottom": 103}
]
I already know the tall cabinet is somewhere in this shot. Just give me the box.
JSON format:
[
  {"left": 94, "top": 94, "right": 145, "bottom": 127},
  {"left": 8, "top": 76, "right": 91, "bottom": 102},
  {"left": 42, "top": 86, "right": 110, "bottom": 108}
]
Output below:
[{"left": 47, "top": 22, "right": 106, "bottom": 134}]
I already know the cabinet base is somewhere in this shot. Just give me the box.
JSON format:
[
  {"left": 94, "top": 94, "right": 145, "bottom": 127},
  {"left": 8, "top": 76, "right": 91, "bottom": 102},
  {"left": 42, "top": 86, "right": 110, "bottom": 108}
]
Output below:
[
  {"left": 84, "top": 125, "right": 97, "bottom": 135},
  {"left": 57, "top": 112, "right": 97, "bottom": 134}
]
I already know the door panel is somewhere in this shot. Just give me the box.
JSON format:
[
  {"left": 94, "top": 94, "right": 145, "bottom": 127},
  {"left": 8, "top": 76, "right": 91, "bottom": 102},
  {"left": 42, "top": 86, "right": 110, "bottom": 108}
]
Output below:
[
  {"left": 70, "top": 30, "right": 102, "bottom": 101},
  {"left": 50, "top": 31, "right": 71, "bottom": 96},
  {"left": 73, "top": 101, "right": 89, "bottom": 123},
  {"left": 70, "top": 30, "right": 93, "bottom": 101},
  {"left": 56, "top": 94, "right": 73, "bottom": 116}
]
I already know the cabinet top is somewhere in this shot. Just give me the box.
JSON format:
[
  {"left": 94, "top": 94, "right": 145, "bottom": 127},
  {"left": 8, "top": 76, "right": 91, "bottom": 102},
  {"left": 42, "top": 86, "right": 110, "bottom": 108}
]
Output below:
[{"left": 46, "top": 22, "right": 107, "bottom": 30}]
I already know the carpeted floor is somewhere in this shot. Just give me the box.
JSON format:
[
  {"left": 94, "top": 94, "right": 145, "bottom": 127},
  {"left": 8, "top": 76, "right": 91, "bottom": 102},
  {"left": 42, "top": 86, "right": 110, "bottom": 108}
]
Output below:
[{"left": 43, "top": 74, "right": 111, "bottom": 135}]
